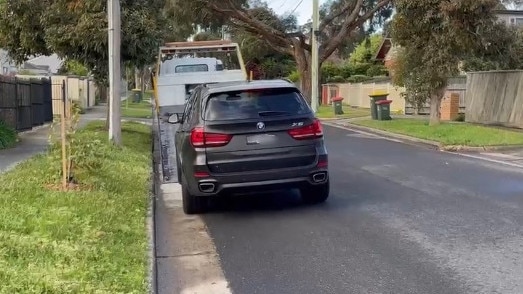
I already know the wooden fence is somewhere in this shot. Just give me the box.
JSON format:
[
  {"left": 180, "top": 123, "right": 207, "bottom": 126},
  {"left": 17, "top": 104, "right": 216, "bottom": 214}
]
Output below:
[
  {"left": 465, "top": 71, "right": 523, "bottom": 128},
  {"left": 0, "top": 76, "right": 53, "bottom": 131},
  {"left": 404, "top": 76, "right": 467, "bottom": 115}
]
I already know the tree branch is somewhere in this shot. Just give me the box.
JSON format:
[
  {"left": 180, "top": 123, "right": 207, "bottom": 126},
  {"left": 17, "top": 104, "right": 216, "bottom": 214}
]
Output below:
[
  {"left": 319, "top": 0, "right": 391, "bottom": 62},
  {"left": 319, "top": 1, "right": 357, "bottom": 32},
  {"left": 207, "top": 0, "right": 292, "bottom": 54}
]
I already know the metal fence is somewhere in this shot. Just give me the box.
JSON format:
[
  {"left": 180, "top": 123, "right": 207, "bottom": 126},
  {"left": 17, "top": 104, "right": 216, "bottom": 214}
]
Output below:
[{"left": 0, "top": 75, "right": 54, "bottom": 131}]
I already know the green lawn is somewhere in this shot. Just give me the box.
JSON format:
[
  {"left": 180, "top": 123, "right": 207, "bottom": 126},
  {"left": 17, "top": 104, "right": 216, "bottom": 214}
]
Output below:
[
  {"left": 122, "top": 100, "right": 153, "bottom": 119},
  {"left": 316, "top": 105, "right": 371, "bottom": 119},
  {"left": 0, "top": 121, "right": 151, "bottom": 293},
  {"left": 353, "top": 118, "right": 523, "bottom": 147}
]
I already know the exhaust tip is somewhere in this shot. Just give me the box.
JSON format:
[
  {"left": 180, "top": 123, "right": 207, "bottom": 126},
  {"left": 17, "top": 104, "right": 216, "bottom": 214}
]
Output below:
[
  {"left": 199, "top": 183, "right": 216, "bottom": 193},
  {"left": 312, "top": 172, "right": 327, "bottom": 183}
]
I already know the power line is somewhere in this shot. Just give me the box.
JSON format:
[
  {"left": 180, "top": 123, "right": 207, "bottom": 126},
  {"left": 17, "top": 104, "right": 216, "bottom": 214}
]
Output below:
[{"left": 288, "top": 0, "right": 305, "bottom": 16}]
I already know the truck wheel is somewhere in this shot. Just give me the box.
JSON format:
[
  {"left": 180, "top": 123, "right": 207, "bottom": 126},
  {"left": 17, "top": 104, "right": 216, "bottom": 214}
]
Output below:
[{"left": 300, "top": 181, "right": 330, "bottom": 204}]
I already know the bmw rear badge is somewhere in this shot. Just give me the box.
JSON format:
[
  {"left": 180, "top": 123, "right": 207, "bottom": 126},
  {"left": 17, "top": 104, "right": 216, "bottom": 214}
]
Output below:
[{"left": 256, "top": 122, "right": 265, "bottom": 130}]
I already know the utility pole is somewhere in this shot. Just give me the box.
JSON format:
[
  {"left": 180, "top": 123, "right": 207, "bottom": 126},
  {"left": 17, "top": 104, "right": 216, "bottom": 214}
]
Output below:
[
  {"left": 311, "top": 0, "right": 320, "bottom": 113},
  {"left": 108, "top": 0, "right": 122, "bottom": 145}
]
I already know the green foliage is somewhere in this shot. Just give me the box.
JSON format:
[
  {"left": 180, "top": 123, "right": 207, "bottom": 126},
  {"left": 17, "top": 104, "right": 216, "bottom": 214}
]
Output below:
[
  {"left": 321, "top": 63, "right": 344, "bottom": 82},
  {"left": 366, "top": 64, "right": 388, "bottom": 77},
  {"left": 0, "top": 0, "right": 166, "bottom": 85},
  {"left": 193, "top": 31, "right": 222, "bottom": 41},
  {"left": 287, "top": 70, "right": 300, "bottom": 82},
  {"left": 391, "top": 0, "right": 504, "bottom": 123},
  {"left": 0, "top": 121, "right": 17, "bottom": 149},
  {"left": 461, "top": 25, "right": 523, "bottom": 71},
  {"left": 58, "top": 59, "right": 89, "bottom": 76},
  {"left": 260, "top": 56, "right": 296, "bottom": 79},
  {"left": 347, "top": 75, "right": 372, "bottom": 83},
  {"left": 327, "top": 75, "right": 346, "bottom": 83},
  {"left": 321, "top": 62, "right": 385, "bottom": 84},
  {"left": 349, "top": 34, "right": 384, "bottom": 64}
]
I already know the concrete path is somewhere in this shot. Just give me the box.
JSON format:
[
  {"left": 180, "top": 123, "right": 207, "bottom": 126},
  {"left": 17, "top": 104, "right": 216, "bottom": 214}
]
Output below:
[{"left": 0, "top": 105, "right": 107, "bottom": 173}]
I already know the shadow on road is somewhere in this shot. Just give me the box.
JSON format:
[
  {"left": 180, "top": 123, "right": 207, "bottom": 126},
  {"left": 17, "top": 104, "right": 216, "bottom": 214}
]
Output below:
[{"left": 204, "top": 189, "right": 325, "bottom": 214}]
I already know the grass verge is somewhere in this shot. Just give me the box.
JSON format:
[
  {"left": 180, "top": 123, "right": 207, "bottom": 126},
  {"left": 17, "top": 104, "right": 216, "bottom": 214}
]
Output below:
[
  {"left": 0, "top": 121, "right": 151, "bottom": 293},
  {"left": 0, "top": 121, "right": 17, "bottom": 150},
  {"left": 353, "top": 118, "right": 523, "bottom": 147},
  {"left": 122, "top": 100, "right": 153, "bottom": 119},
  {"left": 316, "top": 105, "right": 370, "bottom": 119}
]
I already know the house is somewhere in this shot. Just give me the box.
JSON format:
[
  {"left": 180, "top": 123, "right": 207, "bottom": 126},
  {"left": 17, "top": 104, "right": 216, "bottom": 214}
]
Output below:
[
  {"left": 19, "top": 62, "right": 51, "bottom": 75},
  {"left": 495, "top": 10, "right": 523, "bottom": 27},
  {"left": 0, "top": 50, "right": 18, "bottom": 76},
  {"left": 373, "top": 37, "right": 396, "bottom": 71},
  {"left": 24, "top": 54, "right": 62, "bottom": 74}
]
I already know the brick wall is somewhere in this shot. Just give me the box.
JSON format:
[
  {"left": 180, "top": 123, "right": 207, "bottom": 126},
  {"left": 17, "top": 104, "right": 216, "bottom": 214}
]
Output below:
[{"left": 440, "top": 93, "right": 460, "bottom": 121}]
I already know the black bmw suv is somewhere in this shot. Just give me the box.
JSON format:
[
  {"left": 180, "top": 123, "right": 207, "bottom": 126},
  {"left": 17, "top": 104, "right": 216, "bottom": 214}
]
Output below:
[{"left": 168, "top": 79, "right": 329, "bottom": 214}]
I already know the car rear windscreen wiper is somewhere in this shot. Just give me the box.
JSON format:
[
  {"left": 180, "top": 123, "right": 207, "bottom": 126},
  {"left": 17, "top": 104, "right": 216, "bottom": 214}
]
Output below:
[{"left": 258, "top": 111, "right": 291, "bottom": 116}]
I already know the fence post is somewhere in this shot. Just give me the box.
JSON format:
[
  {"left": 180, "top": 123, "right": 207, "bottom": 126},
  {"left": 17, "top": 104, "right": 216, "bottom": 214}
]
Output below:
[{"left": 60, "top": 80, "right": 67, "bottom": 190}]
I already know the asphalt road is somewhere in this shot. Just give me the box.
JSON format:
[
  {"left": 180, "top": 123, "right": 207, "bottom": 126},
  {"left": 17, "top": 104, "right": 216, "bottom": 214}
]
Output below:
[{"left": 193, "top": 125, "right": 523, "bottom": 294}]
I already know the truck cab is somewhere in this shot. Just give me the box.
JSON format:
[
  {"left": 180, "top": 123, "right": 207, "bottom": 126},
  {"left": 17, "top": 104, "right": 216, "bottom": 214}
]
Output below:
[{"left": 153, "top": 40, "right": 247, "bottom": 116}]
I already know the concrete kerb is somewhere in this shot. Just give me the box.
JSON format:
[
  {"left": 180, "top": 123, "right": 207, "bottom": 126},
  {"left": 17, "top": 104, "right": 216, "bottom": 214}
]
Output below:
[
  {"left": 323, "top": 120, "right": 523, "bottom": 153},
  {"left": 147, "top": 108, "right": 162, "bottom": 294}
]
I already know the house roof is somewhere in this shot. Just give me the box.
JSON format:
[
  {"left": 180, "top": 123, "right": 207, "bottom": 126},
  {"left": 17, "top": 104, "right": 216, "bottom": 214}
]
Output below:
[
  {"left": 22, "top": 62, "right": 49, "bottom": 71},
  {"left": 494, "top": 9, "right": 523, "bottom": 15},
  {"left": 26, "top": 54, "right": 62, "bottom": 73},
  {"left": 374, "top": 38, "right": 392, "bottom": 61}
]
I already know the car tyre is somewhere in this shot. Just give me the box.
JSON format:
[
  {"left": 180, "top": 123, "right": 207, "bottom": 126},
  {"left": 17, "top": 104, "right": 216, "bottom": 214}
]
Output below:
[
  {"left": 182, "top": 180, "right": 205, "bottom": 215},
  {"left": 301, "top": 181, "right": 330, "bottom": 204}
]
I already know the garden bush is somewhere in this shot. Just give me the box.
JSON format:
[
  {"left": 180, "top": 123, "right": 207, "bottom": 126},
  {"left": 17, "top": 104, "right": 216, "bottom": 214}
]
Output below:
[{"left": 0, "top": 121, "right": 16, "bottom": 149}]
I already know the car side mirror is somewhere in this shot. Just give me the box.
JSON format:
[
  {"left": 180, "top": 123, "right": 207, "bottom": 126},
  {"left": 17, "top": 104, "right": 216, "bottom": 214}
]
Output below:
[{"left": 167, "top": 113, "right": 181, "bottom": 124}]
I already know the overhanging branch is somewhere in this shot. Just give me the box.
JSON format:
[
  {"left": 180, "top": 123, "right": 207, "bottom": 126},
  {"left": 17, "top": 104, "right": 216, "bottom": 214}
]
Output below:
[
  {"left": 319, "top": 0, "right": 391, "bottom": 62},
  {"left": 207, "top": 0, "right": 293, "bottom": 54}
]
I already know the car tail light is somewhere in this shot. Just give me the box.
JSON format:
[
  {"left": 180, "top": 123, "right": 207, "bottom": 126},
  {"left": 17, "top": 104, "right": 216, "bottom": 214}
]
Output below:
[
  {"left": 191, "top": 127, "right": 232, "bottom": 148},
  {"left": 194, "top": 171, "right": 210, "bottom": 178},
  {"left": 288, "top": 119, "right": 323, "bottom": 140}
]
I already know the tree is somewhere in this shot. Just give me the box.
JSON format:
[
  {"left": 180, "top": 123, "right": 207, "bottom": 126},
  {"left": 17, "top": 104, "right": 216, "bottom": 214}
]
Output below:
[
  {"left": 391, "top": 0, "right": 506, "bottom": 125},
  {"left": 0, "top": 0, "right": 166, "bottom": 145},
  {"left": 168, "top": 0, "right": 393, "bottom": 103},
  {"left": 57, "top": 59, "right": 90, "bottom": 76},
  {"left": 0, "top": 0, "right": 164, "bottom": 83},
  {"left": 348, "top": 34, "right": 383, "bottom": 64}
]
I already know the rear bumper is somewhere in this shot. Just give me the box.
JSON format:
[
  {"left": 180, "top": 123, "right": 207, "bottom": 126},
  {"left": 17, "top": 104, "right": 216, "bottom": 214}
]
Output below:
[{"left": 186, "top": 168, "right": 329, "bottom": 196}]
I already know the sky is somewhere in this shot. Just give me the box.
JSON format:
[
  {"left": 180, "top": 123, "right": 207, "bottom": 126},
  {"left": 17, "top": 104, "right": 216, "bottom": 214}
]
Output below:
[{"left": 266, "top": 0, "right": 327, "bottom": 25}]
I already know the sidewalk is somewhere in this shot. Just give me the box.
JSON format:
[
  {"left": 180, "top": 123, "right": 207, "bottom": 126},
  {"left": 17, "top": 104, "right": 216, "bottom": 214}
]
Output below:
[{"left": 0, "top": 105, "right": 107, "bottom": 173}]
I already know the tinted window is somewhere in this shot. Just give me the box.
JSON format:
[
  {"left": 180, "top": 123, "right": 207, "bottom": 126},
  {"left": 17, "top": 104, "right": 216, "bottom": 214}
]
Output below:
[{"left": 204, "top": 88, "right": 311, "bottom": 121}]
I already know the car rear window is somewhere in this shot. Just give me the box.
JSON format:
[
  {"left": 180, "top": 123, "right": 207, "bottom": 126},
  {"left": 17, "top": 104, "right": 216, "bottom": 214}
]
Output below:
[{"left": 204, "top": 88, "right": 311, "bottom": 121}]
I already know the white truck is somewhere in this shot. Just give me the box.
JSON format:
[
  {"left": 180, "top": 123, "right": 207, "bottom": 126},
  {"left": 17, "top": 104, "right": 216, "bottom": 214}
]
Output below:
[{"left": 152, "top": 40, "right": 248, "bottom": 116}]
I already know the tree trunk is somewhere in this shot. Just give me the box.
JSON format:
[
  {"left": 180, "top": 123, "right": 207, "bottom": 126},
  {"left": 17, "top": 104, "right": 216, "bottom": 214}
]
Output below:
[
  {"left": 429, "top": 86, "right": 446, "bottom": 126},
  {"left": 293, "top": 45, "right": 312, "bottom": 104}
]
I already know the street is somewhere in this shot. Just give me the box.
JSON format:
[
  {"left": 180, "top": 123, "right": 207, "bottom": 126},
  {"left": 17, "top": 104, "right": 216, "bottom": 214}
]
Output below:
[{"left": 155, "top": 124, "right": 523, "bottom": 294}]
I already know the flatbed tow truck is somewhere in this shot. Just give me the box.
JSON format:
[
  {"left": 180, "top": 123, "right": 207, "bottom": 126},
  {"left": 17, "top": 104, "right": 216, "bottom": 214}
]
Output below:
[{"left": 152, "top": 40, "right": 248, "bottom": 116}]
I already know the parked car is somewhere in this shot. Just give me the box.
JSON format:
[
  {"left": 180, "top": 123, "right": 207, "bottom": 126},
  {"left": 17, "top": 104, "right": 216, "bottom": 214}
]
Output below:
[{"left": 168, "top": 79, "right": 329, "bottom": 214}]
